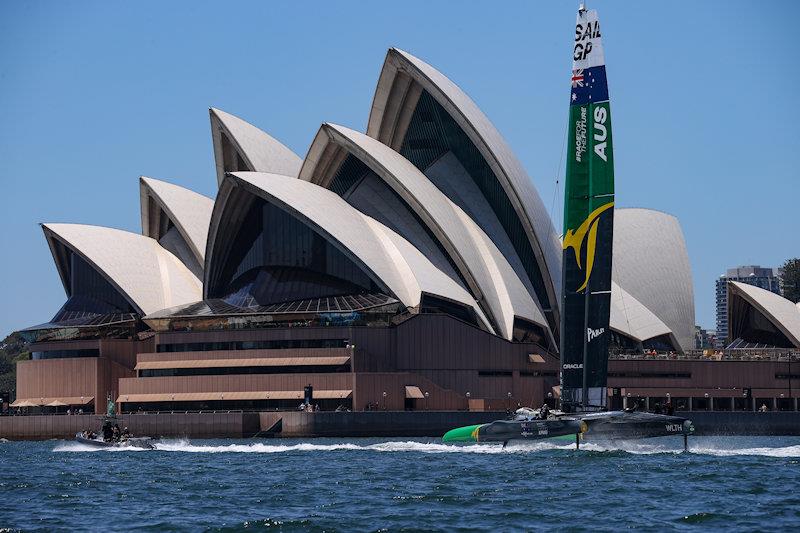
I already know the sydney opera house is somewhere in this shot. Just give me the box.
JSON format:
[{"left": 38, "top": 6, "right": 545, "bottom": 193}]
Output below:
[{"left": 13, "top": 49, "right": 800, "bottom": 417}]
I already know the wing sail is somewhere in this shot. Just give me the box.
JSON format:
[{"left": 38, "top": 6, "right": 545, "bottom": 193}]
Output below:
[{"left": 560, "top": 6, "right": 615, "bottom": 411}]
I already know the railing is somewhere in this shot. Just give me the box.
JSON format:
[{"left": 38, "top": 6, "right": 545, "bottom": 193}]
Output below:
[
  {"left": 124, "top": 410, "right": 246, "bottom": 415},
  {"left": 0, "top": 411, "right": 95, "bottom": 417},
  {"left": 0, "top": 409, "right": 247, "bottom": 417},
  {"left": 1, "top": 407, "right": 363, "bottom": 417},
  {"left": 610, "top": 349, "right": 800, "bottom": 362}
]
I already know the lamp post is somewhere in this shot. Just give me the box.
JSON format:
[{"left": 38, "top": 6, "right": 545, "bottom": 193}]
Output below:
[
  {"left": 424, "top": 391, "right": 430, "bottom": 411},
  {"left": 465, "top": 391, "right": 470, "bottom": 412},
  {"left": 704, "top": 392, "right": 710, "bottom": 411},
  {"left": 507, "top": 392, "right": 512, "bottom": 412},
  {"left": 382, "top": 391, "right": 387, "bottom": 411}
]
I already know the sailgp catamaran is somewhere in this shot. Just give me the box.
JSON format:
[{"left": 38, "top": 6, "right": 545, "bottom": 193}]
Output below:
[{"left": 443, "top": 4, "right": 694, "bottom": 449}]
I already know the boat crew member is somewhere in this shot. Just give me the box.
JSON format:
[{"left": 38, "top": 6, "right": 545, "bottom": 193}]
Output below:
[{"left": 102, "top": 421, "right": 113, "bottom": 442}]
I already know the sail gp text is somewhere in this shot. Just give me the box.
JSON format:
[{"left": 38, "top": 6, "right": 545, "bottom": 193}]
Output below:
[{"left": 574, "top": 20, "right": 601, "bottom": 61}]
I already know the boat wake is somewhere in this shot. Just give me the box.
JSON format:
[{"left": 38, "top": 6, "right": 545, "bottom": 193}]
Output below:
[
  {"left": 153, "top": 440, "right": 510, "bottom": 455},
  {"left": 562, "top": 440, "right": 800, "bottom": 457},
  {"left": 684, "top": 444, "right": 800, "bottom": 458},
  {"left": 52, "top": 438, "right": 800, "bottom": 457}
]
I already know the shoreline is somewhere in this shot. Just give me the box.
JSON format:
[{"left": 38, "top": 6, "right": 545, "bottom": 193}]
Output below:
[{"left": 1, "top": 410, "right": 799, "bottom": 441}]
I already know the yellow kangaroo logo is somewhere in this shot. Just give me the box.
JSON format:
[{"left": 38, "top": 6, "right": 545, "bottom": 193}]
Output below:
[{"left": 562, "top": 202, "right": 614, "bottom": 292}]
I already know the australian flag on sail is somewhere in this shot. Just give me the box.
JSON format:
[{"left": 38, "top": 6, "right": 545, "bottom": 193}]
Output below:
[{"left": 570, "top": 65, "right": 608, "bottom": 106}]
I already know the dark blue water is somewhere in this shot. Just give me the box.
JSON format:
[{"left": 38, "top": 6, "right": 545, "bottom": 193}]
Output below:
[{"left": 1, "top": 436, "right": 799, "bottom": 531}]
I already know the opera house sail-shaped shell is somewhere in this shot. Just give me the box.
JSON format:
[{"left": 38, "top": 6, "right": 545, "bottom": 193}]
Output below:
[
  {"left": 727, "top": 281, "right": 800, "bottom": 349},
  {"left": 612, "top": 208, "right": 695, "bottom": 351},
  {"left": 367, "top": 48, "right": 562, "bottom": 341},
  {"left": 209, "top": 107, "right": 302, "bottom": 185},
  {"left": 609, "top": 281, "right": 678, "bottom": 351},
  {"left": 184, "top": 171, "right": 492, "bottom": 333},
  {"left": 42, "top": 223, "right": 202, "bottom": 318},
  {"left": 299, "top": 123, "right": 551, "bottom": 345},
  {"left": 140, "top": 176, "right": 214, "bottom": 278}
]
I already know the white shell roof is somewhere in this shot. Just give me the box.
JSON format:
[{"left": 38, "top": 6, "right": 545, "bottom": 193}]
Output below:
[
  {"left": 610, "top": 281, "right": 676, "bottom": 346},
  {"left": 612, "top": 208, "right": 695, "bottom": 351},
  {"left": 453, "top": 206, "right": 552, "bottom": 345},
  {"left": 209, "top": 108, "right": 302, "bottom": 185},
  {"left": 729, "top": 281, "right": 800, "bottom": 348},
  {"left": 367, "top": 48, "right": 563, "bottom": 326},
  {"left": 222, "top": 172, "right": 493, "bottom": 333},
  {"left": 42, "top": 223, "right": 202, "bottom": 316},
  {"left": 300, "top": 123, "right": 548, "bottom": 341},
  {"left": 140, "top": 176, "right": 214, "bottom": 265}
]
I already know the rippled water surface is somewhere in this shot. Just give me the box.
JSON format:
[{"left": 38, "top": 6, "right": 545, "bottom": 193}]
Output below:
[{"left": 1, "top": 436, "right": 799, "bottom": 531}]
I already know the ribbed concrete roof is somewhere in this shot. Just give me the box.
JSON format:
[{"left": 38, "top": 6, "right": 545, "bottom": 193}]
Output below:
[
  {"left": 610, "top": 281, "right": 677, "bottom": 348},
  {"left": 366, "top": 48, "right": 562, "bottom": 334},
  {"left": 207, "top": 172, "right": 493, "bottom": 333},
  {"left": 298, "top": 123, "right": 548, "bottom": 341},
  {"left": 209, "top": 108, "right": 302, "bottom": 185},
  {"left": 729, "top": 281, "right": 800, "bottom": 348},
  {"left": 42, "top": 223, "right": 202, "bottom": 315},
  {"left": 139, "top": 176, "right": 214, "bottom": 265},
  {"left": 360, "top": 215, "right": 493, "bottom": 333},
  {"left": 612, "top": 208, "right": 695, "bottom": 351},
  {"left": 453, "top": 206, "right": 552, "bottom": 345}
]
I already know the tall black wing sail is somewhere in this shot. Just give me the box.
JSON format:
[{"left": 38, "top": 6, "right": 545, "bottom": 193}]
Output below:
[{"left": 560, "top": 6, "right": 614, "bottom": 411}]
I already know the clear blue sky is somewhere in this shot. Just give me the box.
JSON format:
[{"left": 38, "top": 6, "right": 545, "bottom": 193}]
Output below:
[{"left": 0, "top": 0, "right": 797, "bottom": 335}]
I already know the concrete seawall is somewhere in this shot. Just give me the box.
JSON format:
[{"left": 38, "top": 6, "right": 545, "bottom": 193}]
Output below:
[
  {"left": 677, "top": 411, "right": 800, "bottom": 436},
  {"left": 1, "top": 411, "right": 798, "bottom": 441},
  {"left": 0, "top": 411, "right": 504, "bottom": 441},
  {"left": 263, "top": 411, "right": 505, "bottom": 438},
  {"left": 0, "top": 412, "right": 261, "bottom": 440}
]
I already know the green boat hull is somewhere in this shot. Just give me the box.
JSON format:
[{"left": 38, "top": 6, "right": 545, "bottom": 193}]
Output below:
[{"left": 442, "top": 419, "right": 586, "bottom": 443}]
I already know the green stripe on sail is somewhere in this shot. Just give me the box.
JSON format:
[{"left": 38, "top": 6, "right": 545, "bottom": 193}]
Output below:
[{"left": 564, "top": 102, "right": 614, "bottom": 235}]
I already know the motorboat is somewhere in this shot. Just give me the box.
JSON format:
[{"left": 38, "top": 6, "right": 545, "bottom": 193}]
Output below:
[{"left": 75, "top": 432, "right": 156, "bottom": 450}]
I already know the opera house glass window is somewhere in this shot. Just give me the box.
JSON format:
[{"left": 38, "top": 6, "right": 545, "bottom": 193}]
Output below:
[
  {"left": 57, "top": 251, "right": 135, "bottom": 319},
  {"left": 213, "top": 199, "right": 379, "bottom": 307}
]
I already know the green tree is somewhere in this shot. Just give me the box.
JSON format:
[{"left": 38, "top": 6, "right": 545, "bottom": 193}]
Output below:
[
  {"left": 780, "top": 258, "right": 800, "bottom": 303},
  {"left": 0, "top": 331, "right": 30, "bottom": 398}
]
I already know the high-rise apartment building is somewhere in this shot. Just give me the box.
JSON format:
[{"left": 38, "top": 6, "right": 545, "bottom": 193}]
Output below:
[{"left": 715, "top": 265, "right": 782, "bottom": 347}]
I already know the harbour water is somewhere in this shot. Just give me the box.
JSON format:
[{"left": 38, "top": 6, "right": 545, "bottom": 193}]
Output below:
[{"left": 1, "top": 436, "right": 799, "bottom": 531}]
